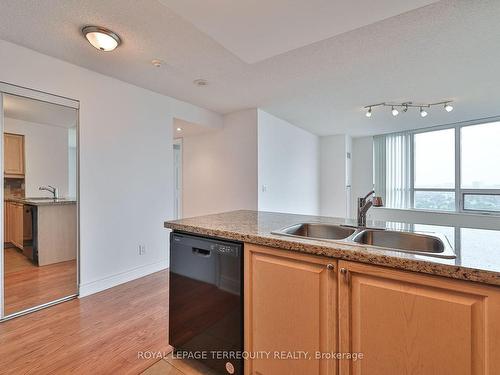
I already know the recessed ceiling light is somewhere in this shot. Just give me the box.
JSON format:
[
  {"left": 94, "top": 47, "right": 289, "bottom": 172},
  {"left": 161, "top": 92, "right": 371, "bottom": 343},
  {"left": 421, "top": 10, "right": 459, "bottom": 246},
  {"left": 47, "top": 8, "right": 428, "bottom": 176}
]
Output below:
[
  {"left": 82, "top": 26, "right": 121, "bottom": 52},
  {"left": 193, "top": 79, "right": 208, "bottom": 87},
  {"left": 151, "top": 59, "right": 162, "bottom": 67},
  {"left": 176, "top": 127, "right": 182, "bottom": 132}
]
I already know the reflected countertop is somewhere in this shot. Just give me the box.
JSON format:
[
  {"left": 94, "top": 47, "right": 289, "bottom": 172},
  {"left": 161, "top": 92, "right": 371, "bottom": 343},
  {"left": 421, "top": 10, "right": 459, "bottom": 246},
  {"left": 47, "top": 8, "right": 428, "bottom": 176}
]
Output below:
[
  {"left": 165, "top": 210, "right": 500, "bottom": 287},
  {"left": 5, "top": 197, "right": 77, "bottom": 206}
]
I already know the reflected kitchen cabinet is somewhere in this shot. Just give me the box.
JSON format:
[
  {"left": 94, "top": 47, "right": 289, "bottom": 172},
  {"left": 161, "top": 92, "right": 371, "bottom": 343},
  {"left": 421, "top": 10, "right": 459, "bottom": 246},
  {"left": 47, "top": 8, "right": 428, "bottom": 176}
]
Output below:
[
  {"left": 9, "top": 202, "right": 24, "bottom": 250},
  {"left": 4, "top": 201, "right": 23, "bottom": 248},
  {"left": 4, "top": 133, "right": 25, "bottom": 177}
]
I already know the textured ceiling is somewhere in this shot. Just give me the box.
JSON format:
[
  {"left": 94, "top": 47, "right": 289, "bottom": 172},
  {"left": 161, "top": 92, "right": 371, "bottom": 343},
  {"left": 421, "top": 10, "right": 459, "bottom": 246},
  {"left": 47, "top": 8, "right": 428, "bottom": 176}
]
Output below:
[
  {"left": 159, "top": 0, "right": 438, "bottom": 63},
  {"left": 4, "top": 94, "right": 77, "bottom": 128},
  {"left": 0, "top": 0, "right": 499, "bottom": 136}
]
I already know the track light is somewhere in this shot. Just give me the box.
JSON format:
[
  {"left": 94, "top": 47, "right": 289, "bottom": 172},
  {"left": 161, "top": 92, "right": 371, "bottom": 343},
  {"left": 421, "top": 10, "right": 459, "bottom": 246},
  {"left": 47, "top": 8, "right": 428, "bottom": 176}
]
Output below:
[{"left": 363, "top": 100, "right": 454, "bottom": 118}]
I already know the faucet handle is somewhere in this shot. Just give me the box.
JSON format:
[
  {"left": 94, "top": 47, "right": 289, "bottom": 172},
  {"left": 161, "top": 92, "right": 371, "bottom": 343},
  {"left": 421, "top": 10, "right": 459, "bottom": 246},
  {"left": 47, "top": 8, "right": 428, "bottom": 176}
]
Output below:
[
  {"left": 373, "top": 196, "right": 384, "bottom": 207},
  {"left": 362, "top": 190, "right": 375, "bottom": 201}
]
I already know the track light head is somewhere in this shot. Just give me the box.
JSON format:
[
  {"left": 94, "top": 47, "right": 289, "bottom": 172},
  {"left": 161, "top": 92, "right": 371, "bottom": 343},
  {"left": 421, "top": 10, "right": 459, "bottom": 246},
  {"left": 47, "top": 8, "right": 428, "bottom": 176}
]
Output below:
[
  {"left": 444, "top": 103, "right": 454, "bottom": 112},
  {"left": 391, "top": 106, "right": 399, "bottom": 116},
  {"left": 365, "top": 107, "right": 372, "bottom": 118},
  {"left": 420, "top": 107, "right": 428, "bottom": 117}
]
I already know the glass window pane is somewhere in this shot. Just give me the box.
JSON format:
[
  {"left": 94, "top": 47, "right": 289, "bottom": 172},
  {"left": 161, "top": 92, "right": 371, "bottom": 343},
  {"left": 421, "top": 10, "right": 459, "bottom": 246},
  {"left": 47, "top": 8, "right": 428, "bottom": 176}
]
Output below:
[
  {"left": 414, "top": 129, "right": 455, "bottom": 188},
  {"left": 463, "top": 194, "right": 500, "bottom": 212},
  {"left": 461, "top": 122, "right": 500, "bottom": 188},
  {"left": 414, "top": 191, "right": 455, "bottom": 211}
]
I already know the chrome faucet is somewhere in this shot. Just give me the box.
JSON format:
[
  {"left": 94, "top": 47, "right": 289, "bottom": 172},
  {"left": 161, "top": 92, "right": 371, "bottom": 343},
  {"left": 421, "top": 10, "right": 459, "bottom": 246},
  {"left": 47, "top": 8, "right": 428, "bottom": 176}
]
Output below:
[
  {"left": 357, "top": 190, "right": 383, "bottom": 227},
  {"left": 39, "top": 185, "right": 59, "bottom": 199}
]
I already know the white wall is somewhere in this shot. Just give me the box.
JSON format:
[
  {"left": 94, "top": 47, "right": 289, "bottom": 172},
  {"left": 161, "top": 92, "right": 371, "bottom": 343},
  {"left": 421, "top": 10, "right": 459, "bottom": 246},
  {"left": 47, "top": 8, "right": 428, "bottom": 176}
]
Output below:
[
  {"left": 182, "top": 109, "right": 258, "bottom": 218},
  {"left": 319, "top": 135, "right": 352, "bottom": 218},
  {"left": 257, "top": 110, "right": 319, "bottom": 215},
  {"left": 0, "top": 39, "right": 222, "bottom": 297},
  {"left": 4, "top": 117, "right": 70, "bottom": 198}
]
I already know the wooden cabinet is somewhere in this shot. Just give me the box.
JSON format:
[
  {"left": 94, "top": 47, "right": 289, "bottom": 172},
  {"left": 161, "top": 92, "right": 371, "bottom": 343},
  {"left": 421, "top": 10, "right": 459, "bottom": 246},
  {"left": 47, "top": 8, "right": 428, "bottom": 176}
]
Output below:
[
  {"left": 245, "top": 244, "right": 337, "bottom": 375},
  {"left": 4, "top": 133, "right": 25, "bottom": 177},
  {"left": 4, "top": 201, "right": 11, "bottom": 243},
  {"left": 338, "top": 260, "right": 500, "bottom": 375},
  {"left": 10, "top": 202, "right": 24, "bottom": 249},
  {"left": 245, "top": 245, "right": 500, "bottom": 375},
  {"left": 4, "top": 201, "right": 24, "bottom": 249}
]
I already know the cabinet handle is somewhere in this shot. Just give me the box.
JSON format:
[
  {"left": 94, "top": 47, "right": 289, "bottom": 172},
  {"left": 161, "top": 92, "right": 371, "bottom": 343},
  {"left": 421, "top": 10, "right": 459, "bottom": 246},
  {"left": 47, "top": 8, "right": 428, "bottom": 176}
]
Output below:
[
  {"left": 326, "top": 263, "right": 334, "bottom": 271},
  {"left": 340, "top": 267, "right": 349, "bottom": 282}
]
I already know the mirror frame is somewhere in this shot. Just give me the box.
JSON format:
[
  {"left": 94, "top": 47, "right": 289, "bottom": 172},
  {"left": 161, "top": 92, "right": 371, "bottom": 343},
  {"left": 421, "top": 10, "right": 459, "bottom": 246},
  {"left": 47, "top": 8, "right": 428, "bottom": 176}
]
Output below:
[{"left": 0, "top": 81, "right": 80, "bottom": 320}]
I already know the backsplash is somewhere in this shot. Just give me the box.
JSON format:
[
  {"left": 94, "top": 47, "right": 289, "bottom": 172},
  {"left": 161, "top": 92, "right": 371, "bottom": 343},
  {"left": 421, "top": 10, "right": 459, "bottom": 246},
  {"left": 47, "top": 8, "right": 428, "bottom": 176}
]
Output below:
[{"left": 4, "top": 178, "right": 25, "bottom": 198}]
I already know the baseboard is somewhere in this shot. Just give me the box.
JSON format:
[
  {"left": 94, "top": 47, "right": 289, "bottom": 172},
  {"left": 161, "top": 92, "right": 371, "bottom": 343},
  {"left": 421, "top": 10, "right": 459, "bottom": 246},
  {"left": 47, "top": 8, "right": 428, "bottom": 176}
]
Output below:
[{"left": 78, "top": 259, "right": 168, "bottom": 298}]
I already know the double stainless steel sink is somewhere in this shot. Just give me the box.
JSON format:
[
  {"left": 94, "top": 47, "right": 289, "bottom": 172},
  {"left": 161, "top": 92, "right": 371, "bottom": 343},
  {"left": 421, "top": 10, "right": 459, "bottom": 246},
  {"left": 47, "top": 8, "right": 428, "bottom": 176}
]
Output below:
[{"left": 272, "top": 223, "right": 456, "bottom": 259}]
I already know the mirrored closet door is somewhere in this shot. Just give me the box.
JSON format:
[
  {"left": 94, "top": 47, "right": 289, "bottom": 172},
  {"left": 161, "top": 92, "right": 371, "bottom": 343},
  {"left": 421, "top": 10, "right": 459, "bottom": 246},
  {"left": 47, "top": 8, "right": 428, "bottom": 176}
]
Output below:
[{"left": 1, "top": 83, "right": 79, "bottom": 319}]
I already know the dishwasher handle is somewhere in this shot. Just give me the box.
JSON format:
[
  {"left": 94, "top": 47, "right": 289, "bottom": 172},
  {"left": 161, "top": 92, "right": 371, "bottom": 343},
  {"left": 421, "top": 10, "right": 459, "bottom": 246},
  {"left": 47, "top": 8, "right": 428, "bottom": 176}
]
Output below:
[{"left": 192, "top": 247, "right": 211, "bottom": 257}]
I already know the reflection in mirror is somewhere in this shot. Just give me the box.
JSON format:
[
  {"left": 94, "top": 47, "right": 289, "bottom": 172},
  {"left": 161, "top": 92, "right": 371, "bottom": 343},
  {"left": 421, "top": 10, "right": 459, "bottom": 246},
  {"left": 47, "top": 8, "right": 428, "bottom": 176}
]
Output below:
[{"left": 3, "top": 93, "right": 78, "bottom": 316}]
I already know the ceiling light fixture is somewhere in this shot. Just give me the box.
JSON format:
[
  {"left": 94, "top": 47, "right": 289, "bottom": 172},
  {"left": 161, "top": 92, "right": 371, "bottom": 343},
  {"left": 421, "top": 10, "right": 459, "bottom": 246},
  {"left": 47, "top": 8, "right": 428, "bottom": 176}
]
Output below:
[
  {"left": 176, "top": 127, "right": 182, "bottom": 132},
  {"left": 363, "top": 100, "right": 454, "bottom": 119},
  {"left": 82, "top": 26, "right": 121, "bottom": 52},
  {"left": 151, "top": 59, "right": 162, "bottom": 67}
]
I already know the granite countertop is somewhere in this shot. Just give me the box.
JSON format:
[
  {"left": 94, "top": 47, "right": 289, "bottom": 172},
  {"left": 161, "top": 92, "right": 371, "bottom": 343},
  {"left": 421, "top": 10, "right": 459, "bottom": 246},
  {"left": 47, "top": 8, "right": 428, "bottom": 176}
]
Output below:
[
  {"left": 164, "top": 210, "right": 500, "bottom": 287},
  {"left": 5, "top": 197, "right": 77, "bottom": 206}
]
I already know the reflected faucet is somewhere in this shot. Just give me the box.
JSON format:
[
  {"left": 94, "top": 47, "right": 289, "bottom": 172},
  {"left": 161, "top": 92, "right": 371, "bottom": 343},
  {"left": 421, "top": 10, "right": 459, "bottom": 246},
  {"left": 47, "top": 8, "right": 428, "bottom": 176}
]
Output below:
[
  {"left": 39, "top": 185, "right": 59, "bottom": 199},
  {"left": 357, "top": 190, "right": 383, "bottom": 227}
]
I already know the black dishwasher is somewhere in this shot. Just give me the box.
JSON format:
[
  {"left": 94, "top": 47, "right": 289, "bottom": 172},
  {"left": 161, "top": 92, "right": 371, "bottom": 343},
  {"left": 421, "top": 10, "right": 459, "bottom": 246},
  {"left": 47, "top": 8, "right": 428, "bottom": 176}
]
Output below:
[{"left": 169, "top": 232, "right": 243, "bottom": 375}]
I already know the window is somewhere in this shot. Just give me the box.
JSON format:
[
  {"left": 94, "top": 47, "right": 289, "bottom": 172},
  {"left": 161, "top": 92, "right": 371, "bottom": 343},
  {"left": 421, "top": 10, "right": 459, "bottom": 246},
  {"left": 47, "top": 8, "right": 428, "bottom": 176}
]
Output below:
[
  {"left": 414, "top": 129, "right": 455, "bottom": 211},
  {"left": 374, "top": 119, "right": 500, "bottom": 214}
]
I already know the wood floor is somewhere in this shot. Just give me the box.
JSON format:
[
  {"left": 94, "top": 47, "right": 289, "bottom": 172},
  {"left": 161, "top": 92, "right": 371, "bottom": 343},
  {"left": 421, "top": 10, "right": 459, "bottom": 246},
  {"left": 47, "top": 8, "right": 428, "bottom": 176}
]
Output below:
[
  {"left": 142, "top": 353, "right": 218, "bottom": 375},
  {"left": 0, "top": 270, "right": 170, "bottom": 374},
  {"left": 3, "top": 247, "right": 77, "bottom": 315}
]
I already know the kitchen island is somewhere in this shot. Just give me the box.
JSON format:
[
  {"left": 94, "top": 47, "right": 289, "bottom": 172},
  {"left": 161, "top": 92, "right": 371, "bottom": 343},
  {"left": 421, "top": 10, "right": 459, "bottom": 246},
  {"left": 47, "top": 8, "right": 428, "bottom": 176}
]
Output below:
[
  {"left": 5, "top": 197, "right": 77, "bottom": 266},
  {"left": 165, "top": 210, "right": 500, "bottom": 375}
]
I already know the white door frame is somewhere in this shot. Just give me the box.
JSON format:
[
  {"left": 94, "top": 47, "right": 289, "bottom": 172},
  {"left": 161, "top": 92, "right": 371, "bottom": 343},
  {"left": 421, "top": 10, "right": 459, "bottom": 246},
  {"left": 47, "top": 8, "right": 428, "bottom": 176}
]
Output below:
[
  {"left": 173, "top": 138, "right": 183, "bottom": 219},
  {"left": 0, "top": 81, "right": 80, "bottom": 321}
]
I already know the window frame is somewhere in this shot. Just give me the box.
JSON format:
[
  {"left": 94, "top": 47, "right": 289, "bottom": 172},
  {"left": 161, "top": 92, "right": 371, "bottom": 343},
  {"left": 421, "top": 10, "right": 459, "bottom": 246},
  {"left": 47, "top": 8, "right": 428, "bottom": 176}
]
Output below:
[{"left": 406, "top": 117, "right": 500, "bottom": 215}]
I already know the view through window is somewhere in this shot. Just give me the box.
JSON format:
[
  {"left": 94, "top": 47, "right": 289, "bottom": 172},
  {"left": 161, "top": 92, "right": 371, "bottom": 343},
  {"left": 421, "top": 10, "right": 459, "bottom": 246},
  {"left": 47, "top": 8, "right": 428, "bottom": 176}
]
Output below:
[{"left": 374, "top": 120, "right": 500, "bottom": 214}]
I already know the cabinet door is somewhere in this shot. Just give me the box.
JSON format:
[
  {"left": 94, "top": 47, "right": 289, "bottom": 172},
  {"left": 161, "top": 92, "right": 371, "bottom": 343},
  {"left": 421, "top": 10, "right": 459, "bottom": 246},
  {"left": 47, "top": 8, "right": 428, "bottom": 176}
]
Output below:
[
  {"left": 10, "top": 203, "right": 24, "bottom": 249},
  {"left": 245, "top": 244, "right": 337, "bottom": 375},
  {"left": 4, "top": 202, "right": 11, "bottom": 243},
  {"left": 338, "top": 260, "right": 500, "bottom": 375},
  {"left": 4, "top": 133, "right": 25, "bottom": 176}
]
